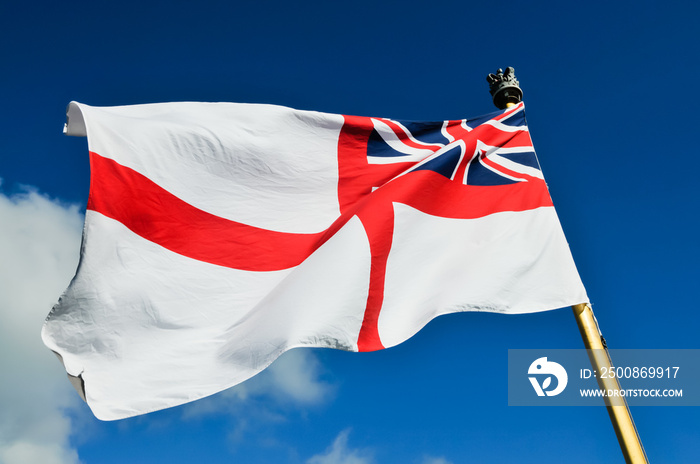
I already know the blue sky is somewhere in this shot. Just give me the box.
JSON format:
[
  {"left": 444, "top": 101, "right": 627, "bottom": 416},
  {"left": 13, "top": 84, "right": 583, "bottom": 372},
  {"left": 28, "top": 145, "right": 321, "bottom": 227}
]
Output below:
[{"left": 1, "top": 1, "right": 698, "bottom": 463}]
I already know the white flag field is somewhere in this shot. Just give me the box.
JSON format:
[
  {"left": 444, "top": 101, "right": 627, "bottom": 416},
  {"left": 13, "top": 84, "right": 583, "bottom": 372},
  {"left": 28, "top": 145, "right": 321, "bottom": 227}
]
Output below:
[{"left": 42, "top": 101, "right": 588, "bottom": 420}]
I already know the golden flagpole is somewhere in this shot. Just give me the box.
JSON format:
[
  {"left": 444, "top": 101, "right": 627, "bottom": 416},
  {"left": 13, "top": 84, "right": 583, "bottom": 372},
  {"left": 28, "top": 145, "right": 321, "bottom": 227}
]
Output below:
[
  {"left": 572, "top": 303, "right": 648, "bottom": 463},
  {"left": 487, "top": 68, "right": 649, "bottom": 464}
]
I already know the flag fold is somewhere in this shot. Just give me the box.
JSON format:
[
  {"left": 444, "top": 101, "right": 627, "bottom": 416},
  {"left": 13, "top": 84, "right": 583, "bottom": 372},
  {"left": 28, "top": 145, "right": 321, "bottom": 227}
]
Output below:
[{"left": 43, "top": 101, "right": 587, "bottom": 420}]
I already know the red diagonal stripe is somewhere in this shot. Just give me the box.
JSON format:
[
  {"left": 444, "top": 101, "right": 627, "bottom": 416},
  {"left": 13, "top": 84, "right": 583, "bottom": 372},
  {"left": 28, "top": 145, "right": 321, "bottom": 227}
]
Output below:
[{"left": 88, "top": 152, "right": 326, "bottom": 271}]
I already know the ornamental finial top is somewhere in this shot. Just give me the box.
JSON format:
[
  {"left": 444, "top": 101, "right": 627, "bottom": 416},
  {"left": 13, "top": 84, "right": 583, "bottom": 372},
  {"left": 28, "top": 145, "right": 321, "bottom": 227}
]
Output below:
[{"left": 486, "top": 67, "right": 523, "bottom": 109}]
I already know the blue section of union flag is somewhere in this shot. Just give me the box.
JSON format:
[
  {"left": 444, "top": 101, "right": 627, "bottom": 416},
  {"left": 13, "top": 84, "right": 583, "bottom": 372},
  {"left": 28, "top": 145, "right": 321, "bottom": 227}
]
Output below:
[{"left": 365, "top": 105, "right": 541, "bottom": 187}]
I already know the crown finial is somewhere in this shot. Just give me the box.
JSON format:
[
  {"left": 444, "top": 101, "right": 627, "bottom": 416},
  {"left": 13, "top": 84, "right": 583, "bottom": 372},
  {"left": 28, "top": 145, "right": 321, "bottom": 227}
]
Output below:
[{"left": 486, "top": 67, "right": 523, "bottom": 109}]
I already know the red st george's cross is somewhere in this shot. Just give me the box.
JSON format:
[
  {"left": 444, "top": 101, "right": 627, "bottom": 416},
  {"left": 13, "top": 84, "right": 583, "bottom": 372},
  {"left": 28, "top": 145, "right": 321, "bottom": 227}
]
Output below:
[{"left": 86, "top": 102, "right": 551, "bottom": 352}]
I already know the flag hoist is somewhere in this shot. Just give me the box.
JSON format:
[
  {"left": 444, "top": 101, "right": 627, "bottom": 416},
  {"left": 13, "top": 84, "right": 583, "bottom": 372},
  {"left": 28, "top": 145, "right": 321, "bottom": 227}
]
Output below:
[{"left": 488, "top": 67, "right": 648, "bottom": 464}]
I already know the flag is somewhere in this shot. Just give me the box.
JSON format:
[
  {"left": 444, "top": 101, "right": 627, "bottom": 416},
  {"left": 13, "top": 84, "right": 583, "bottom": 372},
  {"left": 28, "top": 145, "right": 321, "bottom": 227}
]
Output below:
[{"left": 42, "top": 101, "right": 588, "bottom": 420}]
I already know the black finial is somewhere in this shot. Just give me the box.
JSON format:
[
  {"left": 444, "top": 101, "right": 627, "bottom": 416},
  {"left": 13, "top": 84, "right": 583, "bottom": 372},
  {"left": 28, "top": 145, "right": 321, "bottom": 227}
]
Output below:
[{"left": 486, "top": 67, "right": 523, "bottom": 109}]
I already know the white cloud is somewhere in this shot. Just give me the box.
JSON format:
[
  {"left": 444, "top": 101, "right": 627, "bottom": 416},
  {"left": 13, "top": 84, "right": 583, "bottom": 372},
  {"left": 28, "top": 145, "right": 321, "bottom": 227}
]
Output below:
[
  {"left": 241, "top": 347, "right": 336, "bottom": 406},
  {"left": 420, "top": 457, "right": 454, "bottom": 464},
  {"left": 304, "top": 431, "right": 453, "bottom": 464},
  {"left": 0, "top": 187, "right": 85, "bottom": 464},
  {"left": 266, "top": 348, "right": 335, "bottom": 403},
  {"left": 306, "top": 429, "right": 373, "bottom": 464},
  {"left": 182, "top": 347, "right": 335, "bottom": 418},
  {"left": 0, "top": 441, "right": 80, "bottom": 464}
]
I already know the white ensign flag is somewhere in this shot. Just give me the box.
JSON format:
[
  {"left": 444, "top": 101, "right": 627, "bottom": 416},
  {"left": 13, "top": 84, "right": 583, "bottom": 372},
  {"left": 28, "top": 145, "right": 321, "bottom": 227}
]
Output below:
[{"left": 43, "top": 101, "right": 588, "bottom": 420}]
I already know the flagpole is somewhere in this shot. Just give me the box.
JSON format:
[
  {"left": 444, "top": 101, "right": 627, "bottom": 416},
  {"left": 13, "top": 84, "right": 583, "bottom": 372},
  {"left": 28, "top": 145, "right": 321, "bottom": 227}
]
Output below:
[
  {"left": 487, "top": 68, "right": 649, "bottom": 464},
  {"left": 572, "top": 303, "right": 648, "bottom": 463}
]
